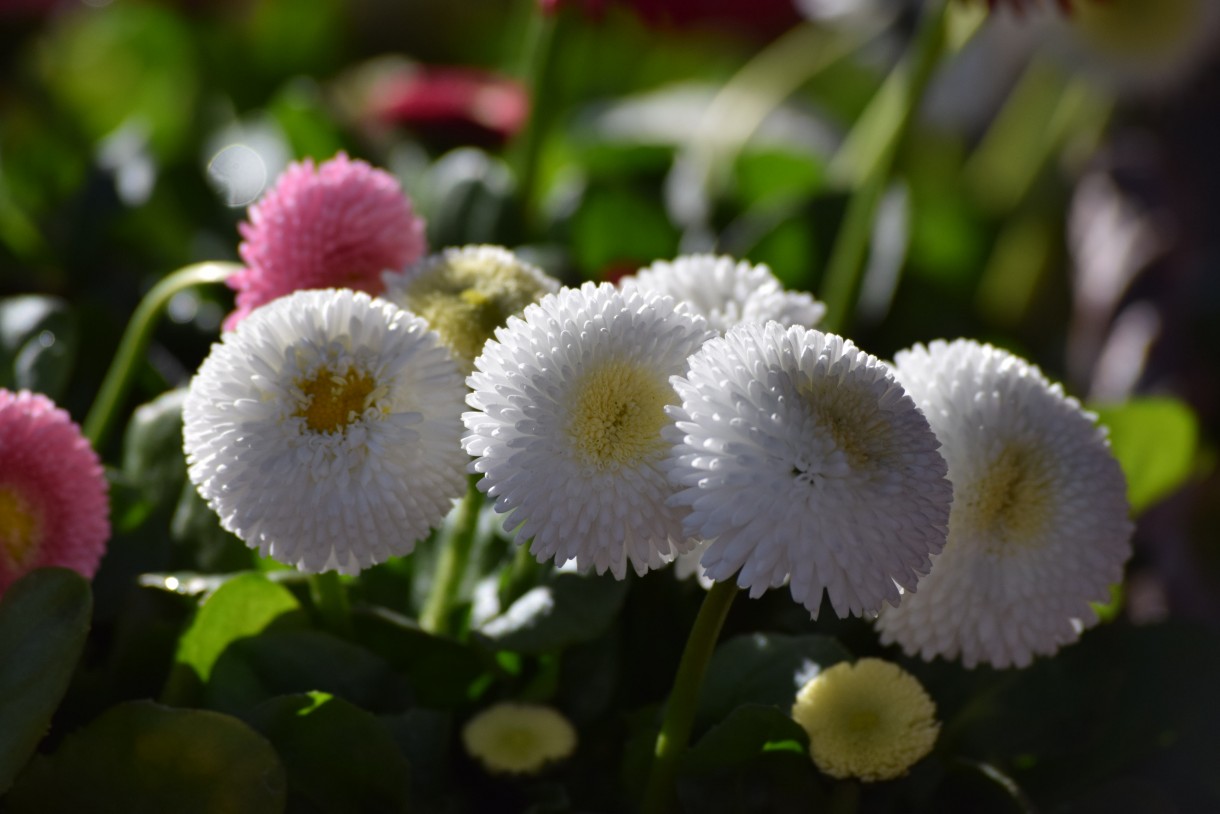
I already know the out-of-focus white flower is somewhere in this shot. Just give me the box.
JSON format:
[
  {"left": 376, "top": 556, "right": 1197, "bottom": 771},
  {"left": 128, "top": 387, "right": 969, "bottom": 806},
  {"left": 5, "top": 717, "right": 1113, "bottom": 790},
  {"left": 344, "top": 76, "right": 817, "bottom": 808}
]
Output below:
[
  {"left": 665, "top": 322, "right": 952, "bottom": 618},
  {"left": 184, "top": 289, "right": 468, "bottom": 573},
  {"left": 619, "top": 254, "right": 824, "bottom": 334},
  {"left": 463, "top": 282, "right": 714, "bottom": 579},
  {"left": 876, "top": 339, "right": 1133, "bottom": 668}
]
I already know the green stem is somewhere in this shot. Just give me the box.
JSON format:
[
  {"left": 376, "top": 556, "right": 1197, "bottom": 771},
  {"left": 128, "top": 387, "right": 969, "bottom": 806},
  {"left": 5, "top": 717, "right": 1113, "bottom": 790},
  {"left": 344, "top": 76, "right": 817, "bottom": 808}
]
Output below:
[
  {"left": 420, "top": 475, "right": 484, "bottom": 635},
  {"left": 83, "top": 261, "right": 241, "bottom": 450},
  {"left": 819, "top": 0, "right": 950, "bottom": 335},
  {"left": 642, "top": 579, "right": 740, "bottom": 814},
  {"left": 512, "top": 7, "right": 560, "bottom": 231},
  {"left": 310, "top": 571, "right": 352, "bottom": 637}
]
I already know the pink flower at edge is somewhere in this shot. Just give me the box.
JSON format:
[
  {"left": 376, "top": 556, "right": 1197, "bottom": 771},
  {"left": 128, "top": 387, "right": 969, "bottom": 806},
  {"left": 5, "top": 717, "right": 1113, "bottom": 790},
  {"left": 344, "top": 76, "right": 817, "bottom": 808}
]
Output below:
[
  {"left": 0, "top": 389, "right": 110, "bottom": 594},
  {"left": 224, "top": 152, "right": 427, "bottom": 331}
]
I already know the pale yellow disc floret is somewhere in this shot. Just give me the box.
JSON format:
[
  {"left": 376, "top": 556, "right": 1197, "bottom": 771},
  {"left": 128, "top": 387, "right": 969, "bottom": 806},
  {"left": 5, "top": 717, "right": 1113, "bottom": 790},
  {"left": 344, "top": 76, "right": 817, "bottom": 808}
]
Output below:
[
  {"left": 791, "top": 658, "right": 939, "bottom": 782},
  {"left": 956, "top": 442, "right": 1056, "bottom": 556},
  {"left": 567, "top": 359, "right": 672, "bottom": 471},
  {"left": 462, "top": 703, "right": 578, "bottom": 775},
  {"left": 399, "top": 248, "right": 557, "bottom": 372},
  {"left": 295, "top": 366, "right": 378, "bottom": 434},
  {"left": 0, "top": 486, "right": 43, "bottom": 571}
]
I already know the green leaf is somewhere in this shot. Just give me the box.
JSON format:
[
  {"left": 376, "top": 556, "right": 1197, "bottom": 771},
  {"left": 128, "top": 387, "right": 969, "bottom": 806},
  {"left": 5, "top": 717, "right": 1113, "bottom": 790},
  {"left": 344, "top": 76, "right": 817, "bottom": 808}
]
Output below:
[
  {"left": 165, "top": 572, "right": 305, "bottom": 704},
  {"left": 424, "top": 148, "right": 519, "bottom": 248},
  {"left": 0, "top": 295, "right": 77, "bottom": 401},
  {"left": 1094, "top": 397, "right": 1200, "bottom": 515},
  {"left": 696, "top": 633, "right": 851, "bottom": 733},
  {"left": 682, "top": 704, "right": 810, "bottom": 773},
  {"left": 121, "top": 389, "right": 188, "bottom": 512},
  {"left": 476, "top": 570, "right": 629, "bottom": 655},
  {"left": 5, "top": 701, "right": 285, "bottom": 814},
  {"left": 206, "top": 629, "right": 408, "bottom": 714},
  {"left": 675, "top": 704, "right": 825, "bottom": 814},
  {"left": 0, "top": 569, "right": 92, "bottom": 794},
  {"left": 352, "top": 607, "right": 493, "bottom": 708},
  {"left": 245, "top": 693, "right": 410, "bottom": 814},
  {"left": 380, "top": 708, "right": 452, "bottom": 800}
]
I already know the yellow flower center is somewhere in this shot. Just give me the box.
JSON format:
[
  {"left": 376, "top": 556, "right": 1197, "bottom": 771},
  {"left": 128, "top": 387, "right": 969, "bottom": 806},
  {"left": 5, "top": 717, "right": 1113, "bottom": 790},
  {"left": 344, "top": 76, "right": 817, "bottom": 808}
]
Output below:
[
  {"left": 963, "top": 443, "right": 1054, "bottom": 554},
  {"left": 0, "top": 485, "right": 43, "bottom": 570},
  {"left": 1074, "top": 0, "right": 1196, "bottom": 60},
  {"left": 568, "top": 360, "right": 671, "bottom": 471},
  {"left": 296, "top": 366, "right": 377, "bottom": 434},
  {"left": 403, "top": 251, "right": 555, "bottom": 371}
]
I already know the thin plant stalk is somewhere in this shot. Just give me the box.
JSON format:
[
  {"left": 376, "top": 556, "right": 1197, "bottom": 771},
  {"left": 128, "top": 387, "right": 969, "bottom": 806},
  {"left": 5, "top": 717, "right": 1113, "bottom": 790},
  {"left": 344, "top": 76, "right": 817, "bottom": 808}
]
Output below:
[
  {"left": 310, "top": 571, "right": 352, "bottom": 637},
  {"left": 83, "top": 261, "right": 241, "bottom": 450},
  {"left": 420, "top": 475, "right": 484, "bottom": 636},
  {"left": 641, "top": 579, "right": 740, "bottom": 814},
  {"left": 820, "top": 0, "right": 951, "bottom": 335}
]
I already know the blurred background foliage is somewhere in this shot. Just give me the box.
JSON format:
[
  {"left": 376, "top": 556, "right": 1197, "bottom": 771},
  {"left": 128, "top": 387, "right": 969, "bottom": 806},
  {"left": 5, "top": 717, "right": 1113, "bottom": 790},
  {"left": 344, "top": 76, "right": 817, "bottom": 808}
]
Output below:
[{"left": 2, "top": 0, "right": 1220, "bottom": 810}]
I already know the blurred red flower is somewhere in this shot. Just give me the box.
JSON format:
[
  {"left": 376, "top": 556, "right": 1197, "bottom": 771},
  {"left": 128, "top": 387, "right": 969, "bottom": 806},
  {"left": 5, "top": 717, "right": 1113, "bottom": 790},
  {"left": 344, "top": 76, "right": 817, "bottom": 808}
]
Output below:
[{"left": 369, "top": 66, "right": 530, "bottom": 148}]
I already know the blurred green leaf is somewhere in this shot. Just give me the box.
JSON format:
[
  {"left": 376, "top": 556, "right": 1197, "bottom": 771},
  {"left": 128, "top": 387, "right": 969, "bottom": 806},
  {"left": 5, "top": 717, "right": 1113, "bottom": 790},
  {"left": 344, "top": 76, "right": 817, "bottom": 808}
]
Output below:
[
  {"left": 568, "top": 184, "right": 678, "bottom": 277},
  {"left": 270, "top": 80, "right": 346, "bottom": 161},
  {"left": 696, "top": 633, "right": 850, "bottom": 733},
  {"left": 170, "top": 480, "right": 256, "bottom": 573},
  {"left": 6, "top": 700, "right": 285, "bottom": 814},
  {"left": 245, "top": 693, "right": 410, "bottom": 814},
  {"left": 682, "top": 704, "right": 810, "bottom": 773},
  {"left": 733, "top": 149, "right": 825, "bottom": 209},
  {"left": 38, "top": 5, "right": 199, "bottom": 158},
  {"left": 1094, "top": 397, "right": 1200, "bottom": 516},
  {"left": 165, "top": 572, "right": 306, "bottom": 704},
  {"left": 676, "top": 704, "right": 825, "bottom": 814},
  {"left": 477, "top": 571, "right": 629, "bottom": 655},
  {"left": 0, "top": 569, "right": 92, "bottom": 795},
  {"left": 425, "top": 147, "right": 519, "bottom": 248},
  {"left": 380, "top": 708, "right": 452, "bottom": 801},
  {"left": 352, "top": 607, "right": 493, "bottom": 708},
  {"left": 0, "top": 295, "right": 78, "bottom": 401},
  {"left": 121, "top": 389, "right": 187, "bottom": 512},
  {"left": 207, "top": 629, "right": 408, "bottom": 715}
]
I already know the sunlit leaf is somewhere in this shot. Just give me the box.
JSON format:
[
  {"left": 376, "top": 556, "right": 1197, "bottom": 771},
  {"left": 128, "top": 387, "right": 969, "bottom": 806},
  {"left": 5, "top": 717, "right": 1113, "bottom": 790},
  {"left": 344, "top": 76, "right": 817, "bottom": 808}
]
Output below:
[
  {"left": 1094, "top": 397, "right": 1201, "bottom": 515},
  {"left": 0, "top": 295, "right": 77, "bottom": 401},
  {"left": 477, "top": 571, "right": 629, "bottom": 655}
]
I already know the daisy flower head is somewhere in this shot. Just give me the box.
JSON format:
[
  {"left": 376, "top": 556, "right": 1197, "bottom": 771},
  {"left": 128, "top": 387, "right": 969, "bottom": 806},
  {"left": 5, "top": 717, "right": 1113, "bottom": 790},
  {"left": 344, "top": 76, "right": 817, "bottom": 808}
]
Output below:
[
  {"left": 225, "top": 153, "right": 426, "bottom": 330},
  {"left": 463, "top": 282, "right": 715, "bottom": 578},
  {"left": 619, "top": 254, "right": 825, "bottom": 335},
  {"left": 665, "top": 322, "right": 952, "bottom": 618},
  {"left": 462, "top": 702, "right": 577, "bottom": 775},
  {"left": 184, "top": 289, "right": 467, "bottom": 574},
  {"left": 875, "top": 339, "right": 1133, "bottom": 669},
  {"left": 382, "top": 244, "right": 559, "bottom": 373},
  {"left": 791, "top": 658, "right": 939, "bottom": 782},
  {"left": 0, "top": 390, "right": 109, "bottom": 592}
]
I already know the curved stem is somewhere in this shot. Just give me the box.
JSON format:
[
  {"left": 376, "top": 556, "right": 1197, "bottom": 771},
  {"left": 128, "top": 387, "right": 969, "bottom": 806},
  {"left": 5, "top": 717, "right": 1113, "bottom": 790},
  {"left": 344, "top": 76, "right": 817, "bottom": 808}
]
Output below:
[
  {"left": 83, "top": 261, "right": 240, "bottom": 450},
  {"left": 820, "top": 0, "right": 950, "bottom": 335},
  {"left": 642, "top": 579, "right": 739, "bottom": 814},
  {"left": 420, "top": 475, "right": 484, "bottom": 636}
]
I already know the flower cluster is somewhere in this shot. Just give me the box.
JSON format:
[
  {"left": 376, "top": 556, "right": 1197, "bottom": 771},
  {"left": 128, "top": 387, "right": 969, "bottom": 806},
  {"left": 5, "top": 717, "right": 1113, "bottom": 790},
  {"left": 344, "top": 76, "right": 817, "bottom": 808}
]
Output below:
[{"left": 174, "top": 153, "right": 1135, "bottom": 674}]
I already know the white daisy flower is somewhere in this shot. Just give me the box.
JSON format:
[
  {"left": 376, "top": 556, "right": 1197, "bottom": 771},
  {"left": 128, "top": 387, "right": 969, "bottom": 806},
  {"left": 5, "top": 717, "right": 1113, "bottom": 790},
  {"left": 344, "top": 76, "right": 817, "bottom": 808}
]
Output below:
[
  {"left": 463, "top": 282, "right": 714, "bottom": 579},
  {"left": 619, "top": 254, "right": 825, "bottom": 335},
  {"left": 183, "top": 288, "right": 468, "bottom": 574},
  {"left": 665, "top": 322, "right": 952, "bottom": 618},
  {"left": 875, "top": 339, "right": 1133, "bottom": 669}
]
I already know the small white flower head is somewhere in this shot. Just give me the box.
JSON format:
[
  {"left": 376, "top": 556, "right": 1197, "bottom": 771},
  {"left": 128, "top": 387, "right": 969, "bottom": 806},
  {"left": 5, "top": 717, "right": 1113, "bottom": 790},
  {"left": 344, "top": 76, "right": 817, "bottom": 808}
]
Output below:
[
  {"left": 462, "top": 702, "right": 577, "bottom": 775},
  {"left": 875, "top": 339, "right": 1134, "bottom": 669},
  {"left": 791, "top": 658, "right": 940, "bottom": 782},
  {"left": 619, "top": 254, "right": 825, "bottom": 335},
  {"left": 382, "top": 244, "right": 560, "bottom": 373},
  {"left": 463, "top": 282, "right": 715, "bottom": 578},
  {"left": 184, "top": 288, "right": 468, "bottom": 574},
  {"left": 666, "top": 322, "right": 952, "bottom": 618}
]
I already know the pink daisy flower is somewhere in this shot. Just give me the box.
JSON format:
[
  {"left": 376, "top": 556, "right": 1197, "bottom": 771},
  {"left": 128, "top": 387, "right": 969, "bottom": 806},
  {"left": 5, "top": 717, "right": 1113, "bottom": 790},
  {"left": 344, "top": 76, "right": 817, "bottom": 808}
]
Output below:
[
  {"left": 0, "top": 389, "right": 110, "bottom": 593},
  {"left": 224, "top": 152, "right": 426, "bottom": 330}
]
